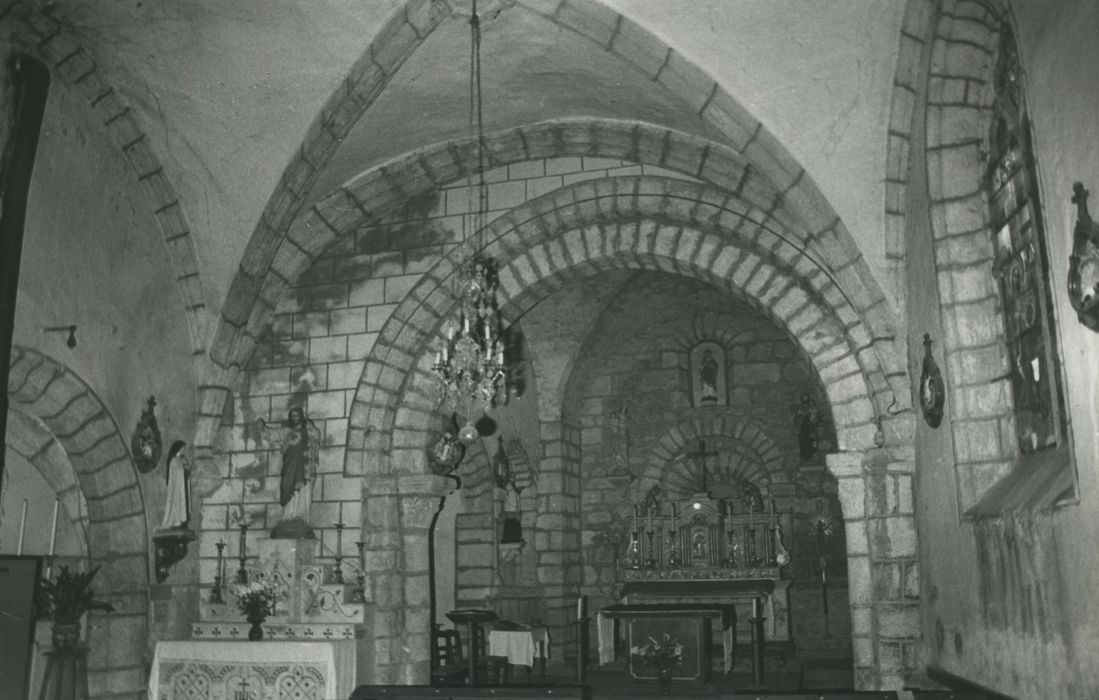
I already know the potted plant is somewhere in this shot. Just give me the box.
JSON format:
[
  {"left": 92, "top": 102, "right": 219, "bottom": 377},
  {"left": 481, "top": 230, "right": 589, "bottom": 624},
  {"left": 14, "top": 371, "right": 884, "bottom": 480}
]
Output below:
[{"left": 36, "top": 565, "right": 115, "bottom": 650}]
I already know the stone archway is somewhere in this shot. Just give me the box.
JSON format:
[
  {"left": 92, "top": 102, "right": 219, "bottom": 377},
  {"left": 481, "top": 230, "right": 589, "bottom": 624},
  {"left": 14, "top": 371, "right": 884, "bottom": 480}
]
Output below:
[
  {"left": 6, "top": 346, "right": 149, "bottom": 698},
  {"left": 342, "top": 165, "right": 918, "bottom": 685}
]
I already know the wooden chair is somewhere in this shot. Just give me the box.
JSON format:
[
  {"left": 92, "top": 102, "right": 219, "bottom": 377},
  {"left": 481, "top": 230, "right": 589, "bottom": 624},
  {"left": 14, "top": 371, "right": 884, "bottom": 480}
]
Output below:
[
  {"left": 430, "top": 624, "right": 510, "bottom": 686},
  {"left": 430, "top": 625, "right": 467, "bottom": 686}
]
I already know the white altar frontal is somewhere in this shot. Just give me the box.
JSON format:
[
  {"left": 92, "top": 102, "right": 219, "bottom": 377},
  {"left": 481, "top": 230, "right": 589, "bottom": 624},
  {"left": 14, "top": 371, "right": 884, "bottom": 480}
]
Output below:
[{"left": 150, "top": 538, "right": 373, "bottom": 700}]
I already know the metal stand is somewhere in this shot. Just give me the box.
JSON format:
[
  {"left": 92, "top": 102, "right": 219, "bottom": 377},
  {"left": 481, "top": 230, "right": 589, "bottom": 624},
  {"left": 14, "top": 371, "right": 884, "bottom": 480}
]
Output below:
[
  {"left": 574, "top": 617, "right": 590, "bottom": 683},
  {"left": 747, "top": 597, "right": 767, "bottom": 690},
  {"left": 38, "top": 646, "right": 90, "bottom": 700}
]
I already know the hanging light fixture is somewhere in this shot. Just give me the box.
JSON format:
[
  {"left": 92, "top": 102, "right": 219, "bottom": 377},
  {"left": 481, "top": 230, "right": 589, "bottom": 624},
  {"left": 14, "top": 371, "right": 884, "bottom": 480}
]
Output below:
[{"left": 431, "top": 0, "right": 508, "bottom": 428}]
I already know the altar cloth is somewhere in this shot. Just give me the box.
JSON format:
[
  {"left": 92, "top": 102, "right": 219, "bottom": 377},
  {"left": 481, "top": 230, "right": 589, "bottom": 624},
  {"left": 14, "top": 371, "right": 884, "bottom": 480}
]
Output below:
[
  {"left": 148, "top": 639, "right": 354, "bottom": 700},
  {"left": 488, "top": 626, "right": 549, "bottom": 666}
]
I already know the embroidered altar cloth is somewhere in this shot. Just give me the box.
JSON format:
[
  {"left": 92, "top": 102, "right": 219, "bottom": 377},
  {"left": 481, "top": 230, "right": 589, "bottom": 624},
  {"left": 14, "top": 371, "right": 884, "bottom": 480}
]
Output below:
[{"left": 148, "top": 640, "right": 353, "bottom": 700}]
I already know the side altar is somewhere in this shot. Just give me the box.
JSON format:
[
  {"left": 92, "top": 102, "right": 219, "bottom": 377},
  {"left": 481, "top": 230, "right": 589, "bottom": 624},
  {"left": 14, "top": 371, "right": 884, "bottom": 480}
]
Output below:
[
  {"left": 149, "top": 538, "right": 373, "bottom": 700},
  {"left": 602, "top": 486, "right": 794, "bottom": 675}
]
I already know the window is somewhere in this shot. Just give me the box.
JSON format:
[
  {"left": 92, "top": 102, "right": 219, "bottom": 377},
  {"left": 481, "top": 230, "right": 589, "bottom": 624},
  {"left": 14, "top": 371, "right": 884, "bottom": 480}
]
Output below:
[{"left": 984, "top": 26, "right": 1068, "bottom": 458}]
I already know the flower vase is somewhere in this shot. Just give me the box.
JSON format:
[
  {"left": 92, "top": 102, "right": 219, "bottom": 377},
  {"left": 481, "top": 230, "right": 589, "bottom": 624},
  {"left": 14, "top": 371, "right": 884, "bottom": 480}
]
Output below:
[
  {"left": 657, "top": 668, "right": 672, "bottom": 695},
  {"left": 247, "top": 614, "right": 266, "bottom": 641},
  {"left": 51, "top": 622, "right": 82, "bottom": 651}
]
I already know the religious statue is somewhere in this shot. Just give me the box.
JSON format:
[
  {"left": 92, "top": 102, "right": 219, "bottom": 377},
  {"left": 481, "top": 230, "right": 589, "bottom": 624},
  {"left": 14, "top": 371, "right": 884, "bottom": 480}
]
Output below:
[
  {"left": 793, "top": 393, "right": 821, "bottom": 460},
  {"left": 158, "top": 440, "right": 192, "bottom": 531},
  {"left": 608, "top": 405, "right": 630, "bottom": 476},
  {"left": 257, "top": 406, "right": 321, "bottom": 539},
  {"left": 699, "top": 350, "right": 719, "bottom": 402}
]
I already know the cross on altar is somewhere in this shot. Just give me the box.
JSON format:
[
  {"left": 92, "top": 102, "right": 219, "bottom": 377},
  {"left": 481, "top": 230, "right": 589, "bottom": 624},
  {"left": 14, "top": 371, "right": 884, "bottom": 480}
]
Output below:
[{"left": 686, "top": 440, "right": 719, "bottom": 491}]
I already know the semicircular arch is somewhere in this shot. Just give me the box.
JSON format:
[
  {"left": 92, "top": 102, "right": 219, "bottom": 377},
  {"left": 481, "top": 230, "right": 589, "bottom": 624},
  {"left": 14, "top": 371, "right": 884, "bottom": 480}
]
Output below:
[{"left": 7, "top": 346, "right": 149, "bottom": 697}]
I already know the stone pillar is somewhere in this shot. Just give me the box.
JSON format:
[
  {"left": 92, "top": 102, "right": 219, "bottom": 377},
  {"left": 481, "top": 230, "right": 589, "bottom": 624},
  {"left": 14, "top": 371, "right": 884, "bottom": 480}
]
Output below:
[
  {"left": 365, "top": 473, "right": 456, "bottom": 684},
  {"left": 535, "top": 419, "right": 583, "bottom": 660},
  {"left": 827, "top": 448, "right": 922, "bottom": 691}
]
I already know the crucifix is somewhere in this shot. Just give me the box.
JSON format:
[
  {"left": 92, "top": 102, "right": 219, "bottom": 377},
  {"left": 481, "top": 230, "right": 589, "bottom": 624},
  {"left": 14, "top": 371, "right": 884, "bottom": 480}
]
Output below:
[{"left": 686, "top": 439, "right": 719, "bottom": 492}]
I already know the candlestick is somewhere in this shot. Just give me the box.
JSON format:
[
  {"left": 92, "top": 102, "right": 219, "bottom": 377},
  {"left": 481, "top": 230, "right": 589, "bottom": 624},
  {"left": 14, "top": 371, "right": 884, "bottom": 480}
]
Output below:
[
  {"left": 48, "top": 498, "right": 59, "bottom": 556},
  {"left": 211, "top": 539, "right": 226, "bottom": 604},
  {"left": 333, "top": 521, "right": 345, "bottom": 584},
  {"left": 769, "top": 499, "right": 776, "bottom": 529},
  {"left": 354, "top": 540, "right": 366, "bottom": 602},
  {"left": 237, "top": 522, "right": 249, "bottom": 583},
  {"left": 577, "top": 595, "right": 586, "bottom": 619},
  {"left": 17, "top": 499, "right": 27, "bottom": 555},
  {"left": 749, "top": 500, "right": 755, "bottom": 529}
]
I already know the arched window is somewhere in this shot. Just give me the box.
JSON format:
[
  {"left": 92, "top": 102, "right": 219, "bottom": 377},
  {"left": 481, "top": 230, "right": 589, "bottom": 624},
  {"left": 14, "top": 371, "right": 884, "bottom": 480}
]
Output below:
[{"left": 974, "top": 21, "right": 1074, "bottom": 512}]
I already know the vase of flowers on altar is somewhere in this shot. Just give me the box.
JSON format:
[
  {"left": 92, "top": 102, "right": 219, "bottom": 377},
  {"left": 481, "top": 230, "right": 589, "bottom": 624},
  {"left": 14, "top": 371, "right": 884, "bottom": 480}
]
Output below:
[
  {"left": 232, "top": 580, "right": 281, "bottom": 641},
  {"left": 631, "top": 633, "right": 684, "bottom": 695}
]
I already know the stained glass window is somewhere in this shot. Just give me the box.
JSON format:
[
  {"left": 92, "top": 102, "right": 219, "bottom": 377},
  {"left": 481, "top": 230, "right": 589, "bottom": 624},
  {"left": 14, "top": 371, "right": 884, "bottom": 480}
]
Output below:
[{"left": 985, "top": 26, "right": 1067, "bottom": 455}]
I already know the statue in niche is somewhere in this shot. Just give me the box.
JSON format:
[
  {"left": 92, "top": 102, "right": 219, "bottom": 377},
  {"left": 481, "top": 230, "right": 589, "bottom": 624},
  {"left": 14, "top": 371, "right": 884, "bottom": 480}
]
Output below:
[
  {"left": 257, "top": 406, "right": 321, "bottom": 539},
  {"left": 608, "top": 406, "right": 630, "bottom": 476},
  {"left": 793, "top": 392, "right": 822, "bottom": 460},
  {"left": 690, "top": 341, "right": 727, "bottom": 407}
]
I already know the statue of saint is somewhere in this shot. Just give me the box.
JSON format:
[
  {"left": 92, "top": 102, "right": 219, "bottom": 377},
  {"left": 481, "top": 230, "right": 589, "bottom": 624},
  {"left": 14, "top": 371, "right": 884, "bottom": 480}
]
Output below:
[
  {"left": 608, "top": 406, "right": 630, "bottom": 476},
  {"left": 258, "top": 406, "right": 321, "bottom": 539},
  {"left": 158, "top": 440, "right": 192, "bottom": 531}
]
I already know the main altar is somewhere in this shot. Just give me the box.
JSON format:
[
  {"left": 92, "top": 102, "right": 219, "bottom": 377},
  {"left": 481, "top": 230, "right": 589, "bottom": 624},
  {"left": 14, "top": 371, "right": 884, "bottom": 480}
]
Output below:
[
  {"left": 601, "top": 484, "right": 793, "bottom": 677},
  {"left": 149, "top": 538, "right": 372, "bottom": 700}
]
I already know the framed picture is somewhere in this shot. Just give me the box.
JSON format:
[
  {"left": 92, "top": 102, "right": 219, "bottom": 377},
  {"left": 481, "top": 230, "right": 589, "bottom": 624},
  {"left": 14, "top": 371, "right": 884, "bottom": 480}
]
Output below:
[{"left": 690, "top": 341, "right": 727, "bottom": 407}]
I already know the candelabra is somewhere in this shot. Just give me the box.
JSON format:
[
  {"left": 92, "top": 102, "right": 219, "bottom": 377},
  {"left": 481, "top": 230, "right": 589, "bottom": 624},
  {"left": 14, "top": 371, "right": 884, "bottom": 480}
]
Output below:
[
  {"left": 332, "top": 522, "right": 345, "bottom": 584},
  {"left": 353, "top": 541, "right": 366, "bottom": 602},
  {"left": 744, "top": 526, "right": 757, "bottom": 567},
  {"left": 237, "top": 522, "right": 249, "bottom": 584},
  {"left": 723, "top": 527, "right": 737, "bottom": 568},
  {"left": 627, "top": 531, "right": 642, "bottom": 569},
  {"left": 209, "top": 540, "right": 226, "bottom": 604},
  {"left": 645, "top": 529, "right": 656, "bottom": 569}
]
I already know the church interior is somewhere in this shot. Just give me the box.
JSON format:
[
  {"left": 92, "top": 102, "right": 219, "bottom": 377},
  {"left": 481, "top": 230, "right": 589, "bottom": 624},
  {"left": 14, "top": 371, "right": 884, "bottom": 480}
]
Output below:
[{"left": 2, "top": 1, "right": 1099, "bottom": 699}]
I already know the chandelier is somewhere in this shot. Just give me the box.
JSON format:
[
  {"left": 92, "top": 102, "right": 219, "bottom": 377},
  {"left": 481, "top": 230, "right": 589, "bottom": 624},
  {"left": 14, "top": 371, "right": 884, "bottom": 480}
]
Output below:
[{"left": 431, "top": 0, "right": 509, "bottom": 417}]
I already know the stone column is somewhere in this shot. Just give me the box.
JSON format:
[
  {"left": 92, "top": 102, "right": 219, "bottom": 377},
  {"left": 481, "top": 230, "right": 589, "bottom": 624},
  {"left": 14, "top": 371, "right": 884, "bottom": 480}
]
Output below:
[
  {"left": 534, "top": 419, "right": 583, "bottom": 661},
  {"left": 827, "top": 447, "right": 922, "bottom": 690},
  {"left": 366, "top": 473, "right": 456, "bottom": 684}
]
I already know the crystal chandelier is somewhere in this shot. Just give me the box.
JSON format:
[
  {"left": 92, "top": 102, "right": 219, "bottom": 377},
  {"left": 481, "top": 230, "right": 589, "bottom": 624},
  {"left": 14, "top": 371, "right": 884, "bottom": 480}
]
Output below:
[{"left": 431, "top": 0, "right": 508, "bottom": 417}]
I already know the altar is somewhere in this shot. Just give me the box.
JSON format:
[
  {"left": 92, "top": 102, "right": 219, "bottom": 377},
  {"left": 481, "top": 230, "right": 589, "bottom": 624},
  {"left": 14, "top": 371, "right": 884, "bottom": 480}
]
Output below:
[
  {"left": 151, "top": 537, "right": 373, "bottom": 699},
  {"left": 148, "top": 640, "right": 355, "bottom": 700},
  {"left": 598, "top": 604, "right": 733, "bottom": 682}
]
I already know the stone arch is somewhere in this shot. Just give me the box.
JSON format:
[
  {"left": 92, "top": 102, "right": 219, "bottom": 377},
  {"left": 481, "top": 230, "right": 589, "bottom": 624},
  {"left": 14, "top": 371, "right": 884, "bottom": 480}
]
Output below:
[
  {"left": 636, "top": 413, "right": 787, "bottom": 495},
  {"left": 882, "top": 0, "right": 939, "bottom": 313},
  {"left": 6, "top": 346, "right": 149, "bottom": 698},
  {"left": 2, "top": 4, "right": 209, "bottom": 361},
  {"left": 348, "top": 169, "right": 916, "bottom": 686},
  {"left": 349, "top": 174, "right": 887, "bottom": 466},
  {"left": 921, "top": 0, "right": 1017, "bottom": 509},
  {"left": 5, "top": 409, "right": 91, "bottom": 555},
  {"left": 201, "top": 0, "right": 907, "bottom": 462}
]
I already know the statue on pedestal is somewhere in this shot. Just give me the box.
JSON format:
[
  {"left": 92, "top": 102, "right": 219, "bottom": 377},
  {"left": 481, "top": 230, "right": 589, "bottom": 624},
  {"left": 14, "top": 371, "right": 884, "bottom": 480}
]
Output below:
[{"left": 258, "top": 406, "right": 320, "bottom": 539}]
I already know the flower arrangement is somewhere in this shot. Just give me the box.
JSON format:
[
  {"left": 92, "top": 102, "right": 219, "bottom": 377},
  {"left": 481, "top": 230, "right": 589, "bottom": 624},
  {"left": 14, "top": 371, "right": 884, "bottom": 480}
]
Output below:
[
  {"left": 231, "top": 580, "right": 281, "bottom": 621},
  {"left": 631, "top": 633, "right": 685, "bottom": 674}
]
